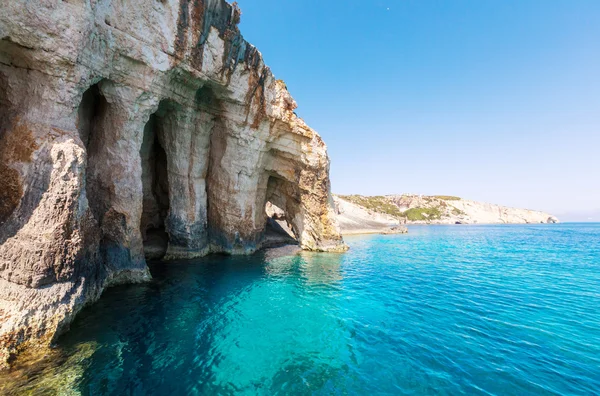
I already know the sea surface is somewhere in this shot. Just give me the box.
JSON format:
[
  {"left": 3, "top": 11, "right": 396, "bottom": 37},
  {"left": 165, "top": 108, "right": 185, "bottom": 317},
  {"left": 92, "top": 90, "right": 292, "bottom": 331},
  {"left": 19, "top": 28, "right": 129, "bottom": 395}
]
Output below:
[{"left": 2, "top": 224, "right": 600, "bottom": 395}]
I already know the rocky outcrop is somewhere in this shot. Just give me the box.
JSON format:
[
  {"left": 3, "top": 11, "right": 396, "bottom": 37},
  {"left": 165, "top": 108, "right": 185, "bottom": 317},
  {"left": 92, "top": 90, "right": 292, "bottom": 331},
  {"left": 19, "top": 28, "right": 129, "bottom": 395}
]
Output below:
[
  {"left": 333, "top": 196, "right": 408, "bottom": 235},
  {"left": 0, "top": 0, "right": 346, "bottom": 368}
]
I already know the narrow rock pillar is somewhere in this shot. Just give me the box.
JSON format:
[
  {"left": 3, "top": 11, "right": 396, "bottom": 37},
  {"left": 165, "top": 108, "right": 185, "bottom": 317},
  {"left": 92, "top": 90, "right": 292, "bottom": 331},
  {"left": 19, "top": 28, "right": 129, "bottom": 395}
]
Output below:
[
  {"left": 156, "top": 102, "right": 213, "bottom": 258},
  {"left": 90, "top": 81, "right": 158, "bottom": 283},
  {"left": 207, "top": 121, "right": 269, "bottom": 254}
]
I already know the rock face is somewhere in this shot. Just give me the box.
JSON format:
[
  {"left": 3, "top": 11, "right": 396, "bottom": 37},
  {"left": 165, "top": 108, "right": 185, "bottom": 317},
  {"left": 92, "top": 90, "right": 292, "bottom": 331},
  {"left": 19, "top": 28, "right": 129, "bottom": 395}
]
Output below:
[
  {"left": 0, "top": 0, "right": 346, "bottom": 368},
  {"left": 333, "top": 196, "right": 408, "bottom": 235}
]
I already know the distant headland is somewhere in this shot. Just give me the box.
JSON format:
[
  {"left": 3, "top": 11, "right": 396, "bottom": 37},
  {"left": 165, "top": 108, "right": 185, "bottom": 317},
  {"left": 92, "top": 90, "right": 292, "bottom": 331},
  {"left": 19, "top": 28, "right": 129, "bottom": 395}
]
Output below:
[{"left": 334, "top": 194, "right": 558, "bottom": 235}]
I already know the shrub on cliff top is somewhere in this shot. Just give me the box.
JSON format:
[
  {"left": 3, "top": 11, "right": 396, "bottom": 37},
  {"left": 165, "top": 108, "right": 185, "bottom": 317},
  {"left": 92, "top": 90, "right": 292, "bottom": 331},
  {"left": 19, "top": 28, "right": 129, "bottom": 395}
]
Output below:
[
  {"left": 433, "top": 195, "right": 461, "bottom": 201},
  {"left": 338, "top": 195, "right": 404, "bottom": 218},
  {"left": 402, "top": 207, "right": 443, "bottom": 221}
]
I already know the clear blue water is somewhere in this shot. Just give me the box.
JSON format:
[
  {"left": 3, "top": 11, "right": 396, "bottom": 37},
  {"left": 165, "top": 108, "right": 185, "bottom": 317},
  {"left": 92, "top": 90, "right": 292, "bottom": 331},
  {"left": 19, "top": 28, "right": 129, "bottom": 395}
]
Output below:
[{"left": 3, "top": 224, "right": 600, "bottom": 395}]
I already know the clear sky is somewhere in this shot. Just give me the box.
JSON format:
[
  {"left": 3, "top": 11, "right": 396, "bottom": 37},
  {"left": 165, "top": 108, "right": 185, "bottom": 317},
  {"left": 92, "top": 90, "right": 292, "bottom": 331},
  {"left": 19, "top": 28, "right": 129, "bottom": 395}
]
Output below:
[{"left": 235, "top": 0, "right": 600, "bottom": 218}]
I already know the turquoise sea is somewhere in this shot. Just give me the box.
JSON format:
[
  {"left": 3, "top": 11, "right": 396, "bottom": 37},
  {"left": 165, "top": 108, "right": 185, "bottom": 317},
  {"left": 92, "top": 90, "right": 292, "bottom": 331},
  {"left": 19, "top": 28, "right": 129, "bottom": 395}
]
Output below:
[{"left": 3, "top": 224, "right": 600, "bottom": 395}]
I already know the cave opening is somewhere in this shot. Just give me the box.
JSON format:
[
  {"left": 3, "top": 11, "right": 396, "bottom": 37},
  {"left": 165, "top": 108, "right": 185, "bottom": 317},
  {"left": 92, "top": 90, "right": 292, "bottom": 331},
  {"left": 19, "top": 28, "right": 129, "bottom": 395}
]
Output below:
[
  {"left": 140, "top": 105, "right": 172, "bottom": 260},
  {"left": 263, "top": 176, "right": 299, "bottom": 248},
  {"left": 77, "top": 83, "right": 110, "bottom": 223}
]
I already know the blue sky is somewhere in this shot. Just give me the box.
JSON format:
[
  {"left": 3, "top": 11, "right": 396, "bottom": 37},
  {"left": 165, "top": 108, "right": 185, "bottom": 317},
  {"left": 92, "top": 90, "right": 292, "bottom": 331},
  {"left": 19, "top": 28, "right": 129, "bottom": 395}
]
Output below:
[{"left": 235, "top": 0, "right": 600, "bottom": 217}]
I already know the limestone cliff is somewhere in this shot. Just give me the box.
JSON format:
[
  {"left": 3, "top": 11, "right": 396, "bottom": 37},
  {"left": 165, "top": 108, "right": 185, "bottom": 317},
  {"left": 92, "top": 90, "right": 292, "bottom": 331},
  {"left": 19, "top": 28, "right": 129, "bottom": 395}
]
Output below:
[
  {"left": 333, "top": 196, "right": 408, "bottom": 235},
  {"left": 0, "top": 0, "right": 346, "bottom": 368},
  {"left": 336, "top": 195, "right": 559, "bottom": 226}
]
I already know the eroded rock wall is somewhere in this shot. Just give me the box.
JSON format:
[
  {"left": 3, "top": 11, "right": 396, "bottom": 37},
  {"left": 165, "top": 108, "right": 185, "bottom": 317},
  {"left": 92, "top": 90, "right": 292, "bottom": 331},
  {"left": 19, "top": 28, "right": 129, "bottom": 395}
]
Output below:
[{"left": 0, "top": 0, "right": 346, "bottom": 368}]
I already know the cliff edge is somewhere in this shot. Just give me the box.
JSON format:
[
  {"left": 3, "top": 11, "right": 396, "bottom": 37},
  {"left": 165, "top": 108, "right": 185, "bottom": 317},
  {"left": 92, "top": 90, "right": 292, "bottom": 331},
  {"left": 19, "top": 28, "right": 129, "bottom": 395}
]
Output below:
[{"left": 0, "top": 0, "right": 346, "bottom": 368}]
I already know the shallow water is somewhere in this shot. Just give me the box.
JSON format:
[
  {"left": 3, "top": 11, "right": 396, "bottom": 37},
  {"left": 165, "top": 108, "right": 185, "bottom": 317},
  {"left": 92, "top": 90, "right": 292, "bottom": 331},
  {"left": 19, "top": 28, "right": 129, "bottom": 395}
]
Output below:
[{"left": 2, "top": 224, "right": 600, "bottom": 395}]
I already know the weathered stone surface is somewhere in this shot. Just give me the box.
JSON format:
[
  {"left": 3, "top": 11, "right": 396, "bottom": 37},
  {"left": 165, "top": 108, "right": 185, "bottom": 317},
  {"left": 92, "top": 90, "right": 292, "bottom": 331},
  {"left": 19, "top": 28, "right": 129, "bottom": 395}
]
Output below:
[{"left": 0, "top": 0, "right": 346, "bottom": 368}]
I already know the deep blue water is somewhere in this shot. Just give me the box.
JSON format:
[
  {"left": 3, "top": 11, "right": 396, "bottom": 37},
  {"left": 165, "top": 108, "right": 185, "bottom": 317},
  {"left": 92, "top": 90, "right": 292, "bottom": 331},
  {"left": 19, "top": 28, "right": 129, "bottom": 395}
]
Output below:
[{"left": 3, "top": 224, "right": 600, "bottom": 395}]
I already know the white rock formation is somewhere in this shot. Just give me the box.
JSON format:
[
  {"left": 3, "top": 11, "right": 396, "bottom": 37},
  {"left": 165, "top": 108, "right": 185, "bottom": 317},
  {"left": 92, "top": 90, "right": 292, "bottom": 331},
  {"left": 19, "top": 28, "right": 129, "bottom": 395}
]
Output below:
[
  {"left": 335, "top": 195, "right": 558, "bottom": 229},
  {"left": 0, "top": 0, "right": 346, "bottom": 368}
]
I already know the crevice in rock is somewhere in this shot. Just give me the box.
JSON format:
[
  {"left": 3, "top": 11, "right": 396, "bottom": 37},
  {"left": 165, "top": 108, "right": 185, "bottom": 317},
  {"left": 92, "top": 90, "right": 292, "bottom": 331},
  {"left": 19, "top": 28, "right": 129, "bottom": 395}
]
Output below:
[
  {"left": 0, "top": 38, "right": 35, "bottom": 70},
  {"left": 0, "top": 72, "right": 19, "bottom": 227},
  {"left": 77, "top": 83, "right": 110, "bottom": 224},
  {"left": 0, "top": 71, "right": 8, "bottom": 130},
  {"left": 140, "top": 104, "right": 172, "bottom": 260}
]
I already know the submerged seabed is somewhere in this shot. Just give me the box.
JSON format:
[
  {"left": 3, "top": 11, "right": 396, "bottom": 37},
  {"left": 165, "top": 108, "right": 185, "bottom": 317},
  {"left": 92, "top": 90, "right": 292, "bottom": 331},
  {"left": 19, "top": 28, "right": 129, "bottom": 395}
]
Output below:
[{"left": 2, "top": 224, "right": 600, "bottom": 395}]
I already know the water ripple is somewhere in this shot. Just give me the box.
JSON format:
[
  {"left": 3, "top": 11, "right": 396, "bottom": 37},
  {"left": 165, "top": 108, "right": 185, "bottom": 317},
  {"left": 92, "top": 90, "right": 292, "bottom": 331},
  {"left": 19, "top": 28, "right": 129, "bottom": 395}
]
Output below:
[{"left": 1, "top": 224, "right": 600, "bottom": 395}]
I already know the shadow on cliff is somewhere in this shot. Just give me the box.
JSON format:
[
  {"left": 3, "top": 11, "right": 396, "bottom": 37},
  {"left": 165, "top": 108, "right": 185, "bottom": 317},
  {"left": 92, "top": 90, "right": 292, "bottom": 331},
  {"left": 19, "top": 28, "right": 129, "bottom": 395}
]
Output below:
[
  {"left": 0, "top": 49, "right": 51, "bottom": 246},
  {"left": 0, "top": 124, "right": 52, "bottom": 247}
]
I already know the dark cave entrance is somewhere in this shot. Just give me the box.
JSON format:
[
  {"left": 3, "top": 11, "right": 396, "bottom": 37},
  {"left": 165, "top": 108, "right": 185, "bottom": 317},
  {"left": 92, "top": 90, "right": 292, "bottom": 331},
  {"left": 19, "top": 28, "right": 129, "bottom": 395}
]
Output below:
[
  {"left": 77, "top": 83, "right": 110, "bottom": 223},
  {"left": 140, "top": 105, "right": 172, "bottom": 260},
  {"left": 263, "top": 176, "right": 299, "bottom": 248}
]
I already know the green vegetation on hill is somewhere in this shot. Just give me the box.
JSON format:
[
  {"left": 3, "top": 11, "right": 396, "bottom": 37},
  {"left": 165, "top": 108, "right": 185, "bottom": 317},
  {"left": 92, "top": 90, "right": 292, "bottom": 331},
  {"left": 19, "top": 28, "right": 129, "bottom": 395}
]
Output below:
[
  {"left": 433, "top": 195, "right": 461, "bottom": 201},
  {"left": 451, "top": 207, "right": 466, "bottom": 216},
  {"left": 338, "top": 194, "right": 462, "bottom": 222},
  {"left": 338, "top": 195, "right": 404, "bottom": 218},
  {"left": 402, "top": 207, "right": 443, "bottom": 221}
]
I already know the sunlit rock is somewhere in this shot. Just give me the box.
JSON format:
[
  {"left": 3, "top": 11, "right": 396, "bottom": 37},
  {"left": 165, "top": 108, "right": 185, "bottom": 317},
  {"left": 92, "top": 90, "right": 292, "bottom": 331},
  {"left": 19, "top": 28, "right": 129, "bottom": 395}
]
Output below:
[{"left": 0, "top": 0, "right": 346, "bottom": 368}]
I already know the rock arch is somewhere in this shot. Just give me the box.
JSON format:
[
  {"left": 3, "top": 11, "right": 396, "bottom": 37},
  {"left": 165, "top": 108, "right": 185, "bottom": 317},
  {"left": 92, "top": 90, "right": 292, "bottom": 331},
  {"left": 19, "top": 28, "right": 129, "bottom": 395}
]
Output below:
[{"left": 146, "top": 90, "right": 222, "bottom": 260}]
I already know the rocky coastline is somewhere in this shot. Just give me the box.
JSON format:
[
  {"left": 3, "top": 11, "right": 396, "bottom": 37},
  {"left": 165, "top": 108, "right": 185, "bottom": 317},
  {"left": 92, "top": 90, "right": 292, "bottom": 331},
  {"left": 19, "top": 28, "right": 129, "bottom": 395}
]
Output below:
[
  {"left": 0, "top": 0, "right": 346, "bottom": 368},
  {"left": 335, "top": 194, "right": 559, "bottom": 229}
]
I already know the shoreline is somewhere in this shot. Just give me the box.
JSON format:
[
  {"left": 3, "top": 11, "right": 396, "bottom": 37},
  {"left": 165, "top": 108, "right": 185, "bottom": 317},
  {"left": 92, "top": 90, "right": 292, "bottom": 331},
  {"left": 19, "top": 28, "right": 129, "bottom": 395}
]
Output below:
[
  {"left": 404, "top": 222, "right": 561, "bottom": 226},
  {"left": 341, "top": 222, "right": 565, "bottom": 237}
]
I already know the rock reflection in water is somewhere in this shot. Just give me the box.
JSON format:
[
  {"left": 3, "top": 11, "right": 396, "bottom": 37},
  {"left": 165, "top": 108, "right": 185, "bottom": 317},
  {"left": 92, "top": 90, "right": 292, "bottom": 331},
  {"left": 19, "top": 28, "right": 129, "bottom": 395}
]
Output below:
[
  {"left": 0, "top": 247, "right": 350, "bottom": 394},
  {"left": 298, "top": 251, "right": 344, "bottom": 285}
]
